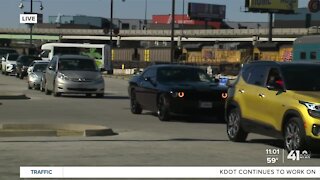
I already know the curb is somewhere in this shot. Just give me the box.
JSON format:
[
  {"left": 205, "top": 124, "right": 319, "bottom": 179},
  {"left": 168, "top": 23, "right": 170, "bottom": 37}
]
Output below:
[
  {"left": 103, "top": 75, "right": 131, "bottom": 81},
  {"left": 0, "top": 123, "right": 116, "bottom": 137},
  {"left": 0, "top": 93, "right": 29, "bottom": 100}
]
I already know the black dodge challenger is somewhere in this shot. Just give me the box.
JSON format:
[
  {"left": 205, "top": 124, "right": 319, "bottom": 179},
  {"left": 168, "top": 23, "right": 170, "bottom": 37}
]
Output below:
[{"left": 128, "top": 64, "right": 228, "bottom": 121}]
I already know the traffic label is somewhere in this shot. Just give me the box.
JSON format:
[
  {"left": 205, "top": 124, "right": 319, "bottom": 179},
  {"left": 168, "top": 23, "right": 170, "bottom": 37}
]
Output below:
[{"left": 20, "top": 14, "right": 37, "bottom": 24}]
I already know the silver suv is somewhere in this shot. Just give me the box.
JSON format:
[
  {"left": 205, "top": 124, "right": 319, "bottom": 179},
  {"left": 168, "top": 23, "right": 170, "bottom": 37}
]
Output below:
[{"left": 43, "top": 55, "right": 105, "bottom": 97}]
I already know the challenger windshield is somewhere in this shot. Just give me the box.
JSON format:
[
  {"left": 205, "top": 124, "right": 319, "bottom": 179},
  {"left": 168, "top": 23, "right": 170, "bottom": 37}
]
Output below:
[{"left": 157, "top": 67, "right": 212, "bottom": 83}]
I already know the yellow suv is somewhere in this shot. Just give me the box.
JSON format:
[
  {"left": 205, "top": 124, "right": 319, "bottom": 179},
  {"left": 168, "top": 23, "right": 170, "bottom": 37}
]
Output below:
[{"left": 226, "top": 61, "right": 320, "bottom": 153}]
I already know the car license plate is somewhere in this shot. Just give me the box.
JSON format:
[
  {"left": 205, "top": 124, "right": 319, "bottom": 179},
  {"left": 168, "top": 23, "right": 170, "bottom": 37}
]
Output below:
[{"left": 199, "top": 101, "right": 213, "bottom": 108}]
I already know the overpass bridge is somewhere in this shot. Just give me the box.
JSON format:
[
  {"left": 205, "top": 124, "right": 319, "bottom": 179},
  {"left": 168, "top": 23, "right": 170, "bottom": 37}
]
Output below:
[{"left": 0, "top": 27, "right": 320, "bottom": 42}]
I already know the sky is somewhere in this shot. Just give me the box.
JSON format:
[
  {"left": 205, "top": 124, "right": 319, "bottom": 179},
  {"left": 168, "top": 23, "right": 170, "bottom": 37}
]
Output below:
[{"left": 0, "top": 0, "right": 310, "bottom": 28}]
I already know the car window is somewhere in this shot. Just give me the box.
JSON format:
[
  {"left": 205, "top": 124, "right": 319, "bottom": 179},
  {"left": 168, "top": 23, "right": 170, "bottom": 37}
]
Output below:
[
  {"left": 40, "top": 50, "right": 50, "bottom": 58},
  {"left": 266, "top": 68, "right": 283, "bottom": 87},
  {"left": 48, "top": 57, "right": 57, "bottom": 70},
  {"left": 142, "top": 67, "right": 155, "bottom": 76},
  {"left": 246, "top": 66, "right": 268, "bottom": 87},
  {"left": 7, "top": 54, "right": 19, "bottom": 61},
  {"left": 157, "top": 67, "right": 212, "bottom": 83},
  {"left": 33, "top": 63, "right": 48, "bottom": 72},
  {"left": 58, "top": 58, "right": 98, "bottom": 71},
  {"left": 0, "top": 49, "right": 17, "bottom": 55},
  {"left": 142, "top": 68, "right": 156, "bottom": 82}
]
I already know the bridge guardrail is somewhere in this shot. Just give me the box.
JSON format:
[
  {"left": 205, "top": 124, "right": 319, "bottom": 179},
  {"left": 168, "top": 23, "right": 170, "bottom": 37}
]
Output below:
[{"left": 0, "top": 27, "right": 318, "bottom": 37}]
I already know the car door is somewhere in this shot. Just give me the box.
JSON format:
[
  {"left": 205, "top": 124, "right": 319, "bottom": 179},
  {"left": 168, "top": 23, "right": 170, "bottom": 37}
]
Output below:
[
  {"left": 136, "top": 68, "right": 158, "bottom": 111},
  {"left": 45, "top": 57, "right": 58, "bottom": 90},
  {"left": 240, "top": 65, "right": 269, "bottom": 122},
  {"left": 258, "top": 67, "right": 288, "bottom": 131}
]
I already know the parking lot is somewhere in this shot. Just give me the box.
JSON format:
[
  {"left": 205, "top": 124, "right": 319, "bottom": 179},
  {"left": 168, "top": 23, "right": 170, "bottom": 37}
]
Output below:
[{"left": 0, "top": 73, "right": 319, "bottom": 179}]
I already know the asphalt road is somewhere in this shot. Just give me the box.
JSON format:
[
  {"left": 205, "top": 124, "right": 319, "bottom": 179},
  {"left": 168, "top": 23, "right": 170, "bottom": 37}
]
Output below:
[{"left": 0, "top": 73, "right": 319, "bottom": 179}]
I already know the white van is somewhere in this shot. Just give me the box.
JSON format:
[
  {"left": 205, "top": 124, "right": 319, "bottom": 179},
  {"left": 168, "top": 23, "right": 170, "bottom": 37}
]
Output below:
[{"left": 40, "top": 43, "right": 110, "bottom": 71}]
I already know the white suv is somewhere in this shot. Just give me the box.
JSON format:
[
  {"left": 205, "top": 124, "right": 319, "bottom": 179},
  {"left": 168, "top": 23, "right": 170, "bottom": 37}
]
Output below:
[{"left": 1, "top": 53, "right": 19, "bottom": 75}]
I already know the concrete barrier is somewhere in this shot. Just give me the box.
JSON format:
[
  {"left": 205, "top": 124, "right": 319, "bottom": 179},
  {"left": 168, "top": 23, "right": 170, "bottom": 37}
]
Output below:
[
  {"left": 0, "top": 123, "right": 116, "bottom": 137},
  {"left": 0, "top": 92, "right": 29, "bottom": 100}
]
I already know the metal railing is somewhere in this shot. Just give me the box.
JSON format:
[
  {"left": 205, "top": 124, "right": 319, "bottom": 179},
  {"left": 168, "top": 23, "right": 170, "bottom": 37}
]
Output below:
[{"left": 0, "top": 27, "right": 316, "bottom": 37}]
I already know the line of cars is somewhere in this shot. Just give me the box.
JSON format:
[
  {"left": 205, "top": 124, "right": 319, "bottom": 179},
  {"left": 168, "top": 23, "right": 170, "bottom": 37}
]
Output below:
[
  {"left": 2, "top": 46, "right": 319, "bottom": 154},
  {"left": 128, "top": 61, "right": 320, "bottom": 154},
  {"left": 1, "top": 49, "right": 105, "bottom": 98}
]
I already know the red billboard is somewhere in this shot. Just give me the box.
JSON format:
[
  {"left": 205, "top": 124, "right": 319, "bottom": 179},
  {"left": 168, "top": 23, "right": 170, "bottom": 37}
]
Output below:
[
  {"left": 188, "top": 3, "right": 226, "bottom": 20},
  {"left": 152, "top": 15, "right": 222, "bottom": 29}
]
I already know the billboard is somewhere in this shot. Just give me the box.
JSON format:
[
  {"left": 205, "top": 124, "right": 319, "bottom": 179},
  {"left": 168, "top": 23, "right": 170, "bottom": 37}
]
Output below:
[
  {"left": 188, "top": 3, "right": 226, "bottom": 20},
  {"left": 152, "top": 15, "right": 222, "bottom": 29},
  {"left": 245, "top": 0, "right": 298, "bottom": 13}
]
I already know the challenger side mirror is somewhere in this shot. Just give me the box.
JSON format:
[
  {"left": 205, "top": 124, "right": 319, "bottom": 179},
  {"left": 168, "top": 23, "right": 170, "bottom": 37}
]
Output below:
[
  {"left": 144, "top": 76, "right": 156, "bottom": 86},
  {"left": 144, "top": 77, "right": 151, "bottom": 82}
]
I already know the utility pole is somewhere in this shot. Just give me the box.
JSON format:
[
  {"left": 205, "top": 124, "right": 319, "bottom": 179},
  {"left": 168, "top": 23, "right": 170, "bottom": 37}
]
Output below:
[
  {"left": 109, "top": 0, "right": 114, "bottom": 74},
  {"left": 30, "top": 0, "right": 33, "bottom": 51},
  {"left": 170, "top": 0, "right": 175, "bottom": 63}
]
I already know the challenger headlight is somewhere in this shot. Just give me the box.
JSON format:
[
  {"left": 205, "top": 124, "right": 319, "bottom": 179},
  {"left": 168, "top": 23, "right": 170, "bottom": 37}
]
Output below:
[
  {"left": 299, "top": 101, "right": 320, "bottom": 118},
  {"left": 57, "top": 73, "right": 70, "bottom": 81},
  {"left": 170, "top": 91, "right": 185, "bottom": 98}
]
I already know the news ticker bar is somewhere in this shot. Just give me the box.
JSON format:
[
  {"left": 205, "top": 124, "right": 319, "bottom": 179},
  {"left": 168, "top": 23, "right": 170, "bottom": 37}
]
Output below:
[{"left": 21, "top": 166, "right": 320, "bottom": 178}]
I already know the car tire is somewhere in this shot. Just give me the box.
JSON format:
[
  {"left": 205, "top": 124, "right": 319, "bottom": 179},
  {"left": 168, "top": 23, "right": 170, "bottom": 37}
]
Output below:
[
  {"left": 226, "top": 108, "right": 248, "bottom": 142},
  {"left": 4, "top": 71, "right": 8, "bottom": 76},
  {"left": 52, "top": 83, "right": 61, "bottom": 97},
  {"left": 157, "top": 94, "right": 171, "bottom": 121},
  {"left": 284, "top": 117, "right": 307, "bottom": 152},
  {"left": 130, "top": 90, "right": 142, "bottom": 114},
  {"left": 19, "top": 74, "right": 24, "bottom": 79},
  {"left": 16, "top": 73, "right": 19, "bottom": 78},
  {"left": 40, "top": 82, "right": 45, "bottom": 92},
  {"left": 27, "top": 83, "right": 32, "bottom": 90}
]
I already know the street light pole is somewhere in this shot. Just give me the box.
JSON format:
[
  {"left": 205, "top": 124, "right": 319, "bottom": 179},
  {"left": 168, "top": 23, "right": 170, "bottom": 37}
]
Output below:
[
  {"left": 144, "top": 0, "right": 148, "bottom": 29},
  {"left": 19, "top": 0, "right": 43, "bottom": 54},
  {"left": 170, "top": 0, "right": 175, "bottom": 63},
  {"left": 181, "top": 0, "right": 185, "bottom": 36},
  {"left": 109, "top": 0, "right": 114, "bottom": 74},
  {"left": 29, "top": 0, "right": 33, "bottom": 50}
]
